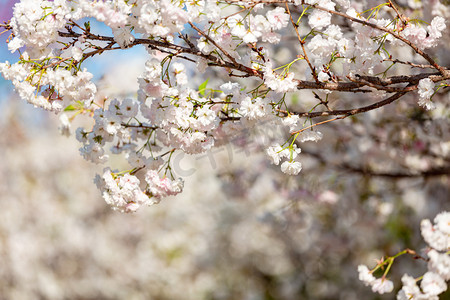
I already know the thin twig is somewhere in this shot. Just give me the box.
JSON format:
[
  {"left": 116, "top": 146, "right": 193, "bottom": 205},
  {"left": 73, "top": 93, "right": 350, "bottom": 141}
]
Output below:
[
  {"left": 284, "top": 1, "right": 319, "bottom": 83},
  {"left": 58, "top": 30, "right": 262, "bottom": 78},
  {"left": 387, "top": 0, "right": 407, "bottom": 26},
  {"left": 188, "top": 21, "right": 238, "bottom": 65},
  {"left": 291, "top": 116, "right": 346, "bottom": 134},
  {"left": 278, "top": 89, "right": 410, "bottom": 118},
  {"left": 383, "top": 58, "right": 436, "bottom": 69}
]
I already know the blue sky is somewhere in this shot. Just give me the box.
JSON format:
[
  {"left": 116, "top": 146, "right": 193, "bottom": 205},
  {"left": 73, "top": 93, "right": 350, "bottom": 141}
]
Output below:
[
  {"left": 0, "top": 0, "right": 148, "bottom": 134},
  {"left": 0, "top": 0, "right": 19, "bottom": 100},
  {"left": 0, "top": 0, "right": 147, "bottom": 102}
]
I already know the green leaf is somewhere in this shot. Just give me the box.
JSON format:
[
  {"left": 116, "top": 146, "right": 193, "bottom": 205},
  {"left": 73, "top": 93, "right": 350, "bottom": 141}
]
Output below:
[
  {"left": 84, "top": 21, "right": 91, "bottom": 32},
  {"left": 64, "top": 105, "right": 76, "bottom": 111},
  {"left": 198, "top": 78, "right": 209, "bottom": 96}
]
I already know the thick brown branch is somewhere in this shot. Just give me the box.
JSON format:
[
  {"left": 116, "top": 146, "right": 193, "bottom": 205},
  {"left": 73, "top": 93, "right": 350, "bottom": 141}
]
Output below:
[
  {"left": 56, "top": 29, "right": 450, "bottom": 94},
  {"left": 57, "top": 30, "right": 262, "bottom": 78},
  {"left": 280, "top": 89, "right": 409, "bottom": 118},
  {"left": 121, "top": 123, "right": 158, "bottom": 130},
  {"left": 294, "top": 71, "right": 449, "bottom": 92}
]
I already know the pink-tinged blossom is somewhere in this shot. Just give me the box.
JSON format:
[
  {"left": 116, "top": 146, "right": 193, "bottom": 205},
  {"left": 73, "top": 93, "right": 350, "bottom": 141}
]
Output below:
[
  {"left": 262, "top": 31, "right": 282, "bottom": 44},
  {"left": 112, "top": 27, "right": 135, "bottom": 49},
  {"left": 358, "top": 265, "right": 394, "bottom": 295},
  {"left": 193, "top": 106, "right": 219, "bottom": 131},
  {"left": 70, "top": 46, "right": 83, "bottom": 61},
  {"left": 304, "top": 0, "right": 335, "bottom": 10},
  {"left": 264, "top": 63, "right": 298, "bottom": 94},
  {"left": 427, "top": 250, "right": 450, "bottom": 281},
  {"left": 1, "top": 59, "right": 96, "bottom": 113},
  {"left": 371, "top": 278, "right": 394, "bottom": 294},
  {"left": 358, "top": 265, "right": 376, "bottom": 286},
  {"left": 308, "top": 10, "right": 331, "bottom": 30},
  {"left": 227, "top": 15, "right": 247, "bottom": 38},
  {"left": 239, "top": 97, "right": 267, "bottom": 120},
  {"left": 306, "top": 35, "right": 336, "bottom": 60},
  {"left": 119, "top": 98, "right": 139, "bottom": 118},
  {"left": 318, "top": 70, "right": 330, "bottom": 82},
  {"left": 81, "top": 1, "right": 129, "bottom": 29},
  {"left": 266, "top": 7, "right": 289, "bottom": 31},
  {"left": 248, "top": 14, "right": 271, "bottom": 39},
  {"left": 280, "top": 160, "right": 302, "bottom": 175},
  {"left": 266, "top": 144, "right": 284, "bottom": 165},
  {"left": 266, "top": 144, "right": 301, "bottom": 166},
  {"left": 220, "top": 82, "right": 241, "bottom": 98},
  {"left": 396, "top": 274, "right": 429, "bottom": 300},
  {"left": 171, "top": 62, "right": 188, "bottom": 86},
  {"left": 126, "top": 151, "right": 151, "bottom": 169},
  {"left": 79, "top": 142, "right": 109, "bottom": 164},
  {"left": 197, "top": 37, "right": 214, "bottom": 54},
  {"left": 401, "top": 25, "right": 428, "bottom": 48},
  {"left": 428, "top": 16, "right": 446, "bottom": 40},
  {"left": 417, "top": 78, "right": 435, "bottom": 110},
  {"left": 281, "top": 114, "right": 300, "bottom": 133},
  {"left": 324, "top": 24, "right": 343, "bottom": 40},
  {"left": 145, "top": 170, "right": 184, "bottom": 200},
  {"left": 401, "top": 17, "right": 446, "bottom": 50},
  {"left": 7, "top": 37, "right": 24, "bottom": 53},
  {"left": 134, "top": 1, "right": 187, "bottom": 37},
  {"left": 434, "top": 211, "right": 450, "bottom": 235},
  {"left": 95, "top": 169, "right": 152, "bottom": 213},
  {"left": 10, "top": 0, "right": 68, "bottom": 51},
  {"left": 299, "top": 130, "right": 323, "bottom": 142},
  {"left": 420, "top": 272, "right": 447, "bottom": 296},
  {"left": 421, "top": 211, "right": 450, "bottom": 251}
]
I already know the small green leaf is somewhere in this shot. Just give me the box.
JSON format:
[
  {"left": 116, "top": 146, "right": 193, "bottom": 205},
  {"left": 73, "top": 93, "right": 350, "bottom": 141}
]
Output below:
[
  {"left": 64, "top": 105, "right": 76, "bottom": 111},
  {"left": 198, "top": 78, "right": 209, "bottom": 96}
]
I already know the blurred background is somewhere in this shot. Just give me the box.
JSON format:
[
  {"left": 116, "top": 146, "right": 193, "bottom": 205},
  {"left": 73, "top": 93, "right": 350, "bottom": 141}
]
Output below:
[{"left": 0, "top": 1, "right": 449, "bottom": 299}]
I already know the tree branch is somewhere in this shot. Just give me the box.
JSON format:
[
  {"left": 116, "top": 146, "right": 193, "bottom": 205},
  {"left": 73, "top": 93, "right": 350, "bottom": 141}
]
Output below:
[{"left": 279, "top": 89, "right": 410, "bottom": 118}]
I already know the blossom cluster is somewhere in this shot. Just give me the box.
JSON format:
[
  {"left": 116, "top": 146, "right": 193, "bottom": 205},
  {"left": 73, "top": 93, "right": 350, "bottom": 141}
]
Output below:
[
  {"left": 417, "top": 78, "right": 436, "bottom": 110},
  {"left": 358, "top": 264, "right": 394, "bottom": 294},
  {"left": 94, "top": 168, "right": 183, "bottom": 213},
  {"left": 397, "top": 212, "right": 449, "bottom": 300},
  {"left": 0, "top": 0, "right": 448, "bottom": 214},
  {"left": 358, "top": 211, "right": 449, "bottom": 299}
]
